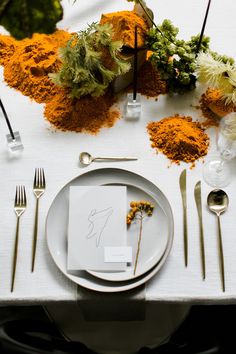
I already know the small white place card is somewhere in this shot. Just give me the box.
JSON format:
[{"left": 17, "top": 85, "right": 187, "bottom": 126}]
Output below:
[
  {"left": 67, "top": 186, "right": 128, "bottom": 271},
  {"left": 104, "top": 247, "right": 132, "bottom": 263}
]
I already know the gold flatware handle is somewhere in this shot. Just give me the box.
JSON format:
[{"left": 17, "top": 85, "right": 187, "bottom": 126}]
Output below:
[
  {"left": 183, "top": 207, "right": 188, "bottom": 267},
  {"left": 179, "top": 169, "right": 188, "bottom": 267},
  {"left": 32, "top": 198, "right": 39, "bottom": 272},
  {"left": 194, "top": 181, "right": 206, "bottom": 280},
  {"left": 217, "top": 214, "right": 225, "bottom": 292},
  {"left": 94, "top": 157, "right": 138, "bottom": 161},
  {"left": 11, "top": 217, "right": 20, "bottom": 292}
]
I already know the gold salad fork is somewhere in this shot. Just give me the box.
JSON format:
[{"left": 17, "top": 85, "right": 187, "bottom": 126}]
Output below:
[
  {"left": 11, "top": 186, "right": 27, "bottom": 292},
  {"left": 32, "top": 168, "right": 46, "bottom": 272}
]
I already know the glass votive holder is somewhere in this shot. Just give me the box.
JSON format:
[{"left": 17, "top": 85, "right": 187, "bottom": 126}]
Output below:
[
  {"left": 125, "top": 93, "right": 141, "bottom": 120},
  {"left": 6, "top": 131, "right": 24, "bottom": 152}
]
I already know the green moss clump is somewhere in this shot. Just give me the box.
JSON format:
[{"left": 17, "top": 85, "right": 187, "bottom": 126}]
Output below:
[
  {"left": 0, "top": 0, "right": 63, "bottom": 40},
  {"left": 147, "top": 19, "right": 210, "bottom": 95}
]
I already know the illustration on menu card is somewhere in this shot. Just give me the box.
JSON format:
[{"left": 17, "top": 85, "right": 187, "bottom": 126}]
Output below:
[
  {"left": 67, "top": 186, "right": 128, "bottom": 271},
  {"left": 86, "top": 207, "right": 113, "bottom": 247}
]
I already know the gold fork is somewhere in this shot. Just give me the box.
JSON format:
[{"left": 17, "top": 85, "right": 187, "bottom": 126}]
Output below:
[
  {"left": 11, "top": 186, "right": 27, "bottom": 292},
  {"left": 32, "top": 168, "right": 46, "bottom": 272}
]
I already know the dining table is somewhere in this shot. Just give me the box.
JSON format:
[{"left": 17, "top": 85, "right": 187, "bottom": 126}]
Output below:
[{"left": 0, "top": 0, "right": 236, "bottom": 352}]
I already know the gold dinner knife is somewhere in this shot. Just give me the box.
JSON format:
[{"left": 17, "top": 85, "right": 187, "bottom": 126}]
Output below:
[
  {"left": 194, "top": 181, "right": 206, "bottom": 280},
  {"left": 179, "top": 169, "right": 188, "bottom": 267}
]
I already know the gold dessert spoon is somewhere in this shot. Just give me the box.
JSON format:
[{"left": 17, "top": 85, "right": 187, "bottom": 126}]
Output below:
[
  {"left": 79, "top": 152, "right": 138, "bottom": 166},
  {"left": 207, "top": 189, "right": 229, "bottom": 292}
]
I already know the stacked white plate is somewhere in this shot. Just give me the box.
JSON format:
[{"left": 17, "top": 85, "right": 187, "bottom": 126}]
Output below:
[{"left": 46, "top": 168, "right": 174, "bottom": 292}]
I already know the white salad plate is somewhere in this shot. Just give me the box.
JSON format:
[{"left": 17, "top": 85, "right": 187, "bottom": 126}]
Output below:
[{"left": 46, "top": 168, "right": 174, "bottom": 292}]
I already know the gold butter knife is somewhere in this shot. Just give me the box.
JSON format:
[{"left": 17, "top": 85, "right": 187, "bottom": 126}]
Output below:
[
  {"left": 179, "top": 169, "right": 188, "bottom": 267},
  {"left": 194, "top": 181, "right": 206, "bottom": 280}
]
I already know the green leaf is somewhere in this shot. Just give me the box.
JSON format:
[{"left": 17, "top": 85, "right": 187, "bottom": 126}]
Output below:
[
  {"left": 146, "top": 18, "right": 210, "bottom": 94},
  {"left": 0, "top": 0, "right": 63, "bottom": 40},
  {"left": 52, "top": 22, "right": 130, "bottom": 98}
]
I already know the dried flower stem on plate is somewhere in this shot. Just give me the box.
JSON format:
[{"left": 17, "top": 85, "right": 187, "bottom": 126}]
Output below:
[{"left": 127, "top": 201, "right": 154, "bottom": 275}]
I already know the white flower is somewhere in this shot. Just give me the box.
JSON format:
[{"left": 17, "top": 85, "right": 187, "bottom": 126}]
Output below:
[
  {"left": 223, "top": 91, "right": 236, "bottom": 106},
  {"left": 221, "top": 112, "right": 236, "bottom": 140},
  {"left": 196, "top": 52, "right": 227, "bottom": 86},
  {"left": 227, "top": 69, "right": 236, "bottom": 88},
  {"left": 220, "top": 70, "right": 236, "bottom": 104},
  {"left": 196, "top": 52, "right": 236, "bottom": 106}
]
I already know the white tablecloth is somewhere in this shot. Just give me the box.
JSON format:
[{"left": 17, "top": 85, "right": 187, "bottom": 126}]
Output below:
[{"left": 0, "top": 0, "right": 236, "bottom": 305}]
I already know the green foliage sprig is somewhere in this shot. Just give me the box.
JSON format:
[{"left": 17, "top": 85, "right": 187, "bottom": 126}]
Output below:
[
  {"left": 51, "top": 22, "right": 130, "bottom": 98},
  {"left": 0, "top": 0, "right": 63, "bottom": 40},
  {"left": 147, "top": 19, "right": 210, "bottom": 95}
]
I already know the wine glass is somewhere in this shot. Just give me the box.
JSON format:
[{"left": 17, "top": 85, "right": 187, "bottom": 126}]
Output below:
[{"left": 203, "top": 113, "right": 236, "bottom": 188}]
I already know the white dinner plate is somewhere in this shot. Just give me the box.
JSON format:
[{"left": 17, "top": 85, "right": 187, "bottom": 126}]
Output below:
[
  {"left": 46, "top": 168, "right": 174, "bottom": 292},
  {"left": 88, "top": 182, "right": 169, "bottom": 281}
]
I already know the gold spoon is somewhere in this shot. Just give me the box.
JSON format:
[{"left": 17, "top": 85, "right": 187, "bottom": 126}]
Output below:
[
  {"left": 207, "top": 189, "right": 229, "bottom": 292},
  {"left": 79, "top": 152, "right": 138, "bottom": 166}
]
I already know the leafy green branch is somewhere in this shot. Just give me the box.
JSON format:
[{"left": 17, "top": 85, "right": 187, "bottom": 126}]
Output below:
[
  {"left": 147, "top": 19, "right": 210, "bottom": 94},
  {"left": 50, "top": 22, "right": 130, "bottom": 98},
  {"left": 0, "top": 0, "right": 63, "bottom": 40}
]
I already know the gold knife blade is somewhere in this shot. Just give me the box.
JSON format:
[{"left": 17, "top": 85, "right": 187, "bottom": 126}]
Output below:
[
  {"left": 194, "top": 181, "right": 206, "bottom": 280},
  {"left": 179, "top": 169, "right": 188, "bottom": 267}
]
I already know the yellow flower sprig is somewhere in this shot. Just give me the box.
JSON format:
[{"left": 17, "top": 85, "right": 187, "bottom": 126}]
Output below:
[{"left": 127, "top": 201, "right": 154, "bottom": 275}]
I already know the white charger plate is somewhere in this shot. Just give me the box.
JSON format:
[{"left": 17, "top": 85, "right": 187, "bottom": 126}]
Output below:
[
  {"left": 46, "top": 168, "right": 174, "bottom": 292},
  {"left": 88, "top": 182, "right": 169, "bottom": 281}
]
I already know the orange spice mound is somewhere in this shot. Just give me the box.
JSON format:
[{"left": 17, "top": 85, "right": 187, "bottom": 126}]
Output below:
[
  {"left": 44, "top": 89, "right": 120, "bottom": 134},
  {"left": 137, "top": 61, "right": 167, "bottom": 97},
  {"left": 147, "top": 115, "right": 209, "bottom": 166},
  {"left": 0, "top": 30, "right": 71, "bottom": 103},
  {"left": 100, "top": 11, "right": 149, "bottom": 48},
  {"left": 0, "top": 35, "right": 16, "bottom": 66},
  {"left": 101, "top": 46, "right": 118, "bottom": 71},
  {"left": 200, "top": 88, "right": 236, "bottom": 127},
  {"left": 0, "top": 29, "right": 121, "bottom": 134}
]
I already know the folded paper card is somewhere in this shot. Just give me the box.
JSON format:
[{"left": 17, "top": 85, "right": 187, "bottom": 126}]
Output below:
[{"left": 67, "top": 186, "right": 129, "bottom": 271}]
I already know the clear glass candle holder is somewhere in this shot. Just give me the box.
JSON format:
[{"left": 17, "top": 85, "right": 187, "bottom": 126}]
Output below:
[
  {"left": 6, "top": 131, "right": 24, "bottom": 152},
  {"left": 203, "top": 114, "right": 236, "bottom": 188},
  {"left": 125, "top": 93, "right": 141, "bottom": 120}
]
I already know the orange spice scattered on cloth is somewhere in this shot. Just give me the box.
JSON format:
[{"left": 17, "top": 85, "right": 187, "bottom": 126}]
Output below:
[
  {"left": 199, "top": 88, "right": 236, "bottom": 127},
  {"left": 100, "top": 10, "right": 149, "bottom": 48},
  {"left": 44, "top": 89, "right": 120, "bottom": 134},
  {"left": 0, "top": 30, "right": 71, "bottom": 103},
  {"left": 0, "top": 35, "right": 16, "bottom": 66},
  {"left": 137, "top": 61, "right": 167, "bottom": 98},
  {"left": 147, "top": 114, "right": 209, "bottom": 167},
  {"left": 0, "top": 30, "right": 120, "bottom": 134}
]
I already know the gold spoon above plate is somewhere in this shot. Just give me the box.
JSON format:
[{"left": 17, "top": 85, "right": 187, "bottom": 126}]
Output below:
[{"left": 79, "top": 152, "right": 138, "bottom": 166}]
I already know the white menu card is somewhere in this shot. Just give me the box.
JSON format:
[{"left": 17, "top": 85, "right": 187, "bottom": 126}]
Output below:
[{"left": 67, "top": 186, "right": 128, "bottom": 271}]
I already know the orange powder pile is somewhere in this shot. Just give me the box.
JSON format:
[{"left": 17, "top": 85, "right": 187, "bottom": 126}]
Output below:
[
  {"left": 0, "top": 35, "right": 16, "bottom": 65},
  {"left": 100, "top": 10, "right": 149, "bottom": 48},
  {"left": 0, "top": 30, "right": 120, "bottom": 134},
  {"left": 137, "top": 61, "right": 167, "bottom": 98},
  {"left": 200, "top": 88, "right": 236, "bottom": 126},
  {"left": 0, "top": 30, "right": 71, "bottom": 103},
  {"left": 44, "top": 89, "right": 120, "bottom": 134},
  {"left": 147, "top": 115, "right": 209, "bottom": 166}
]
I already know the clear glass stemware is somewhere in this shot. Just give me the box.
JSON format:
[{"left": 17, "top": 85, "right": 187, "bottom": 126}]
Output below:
[{"left": 203, "top": 113, "right": 236, "bottom": 188}]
